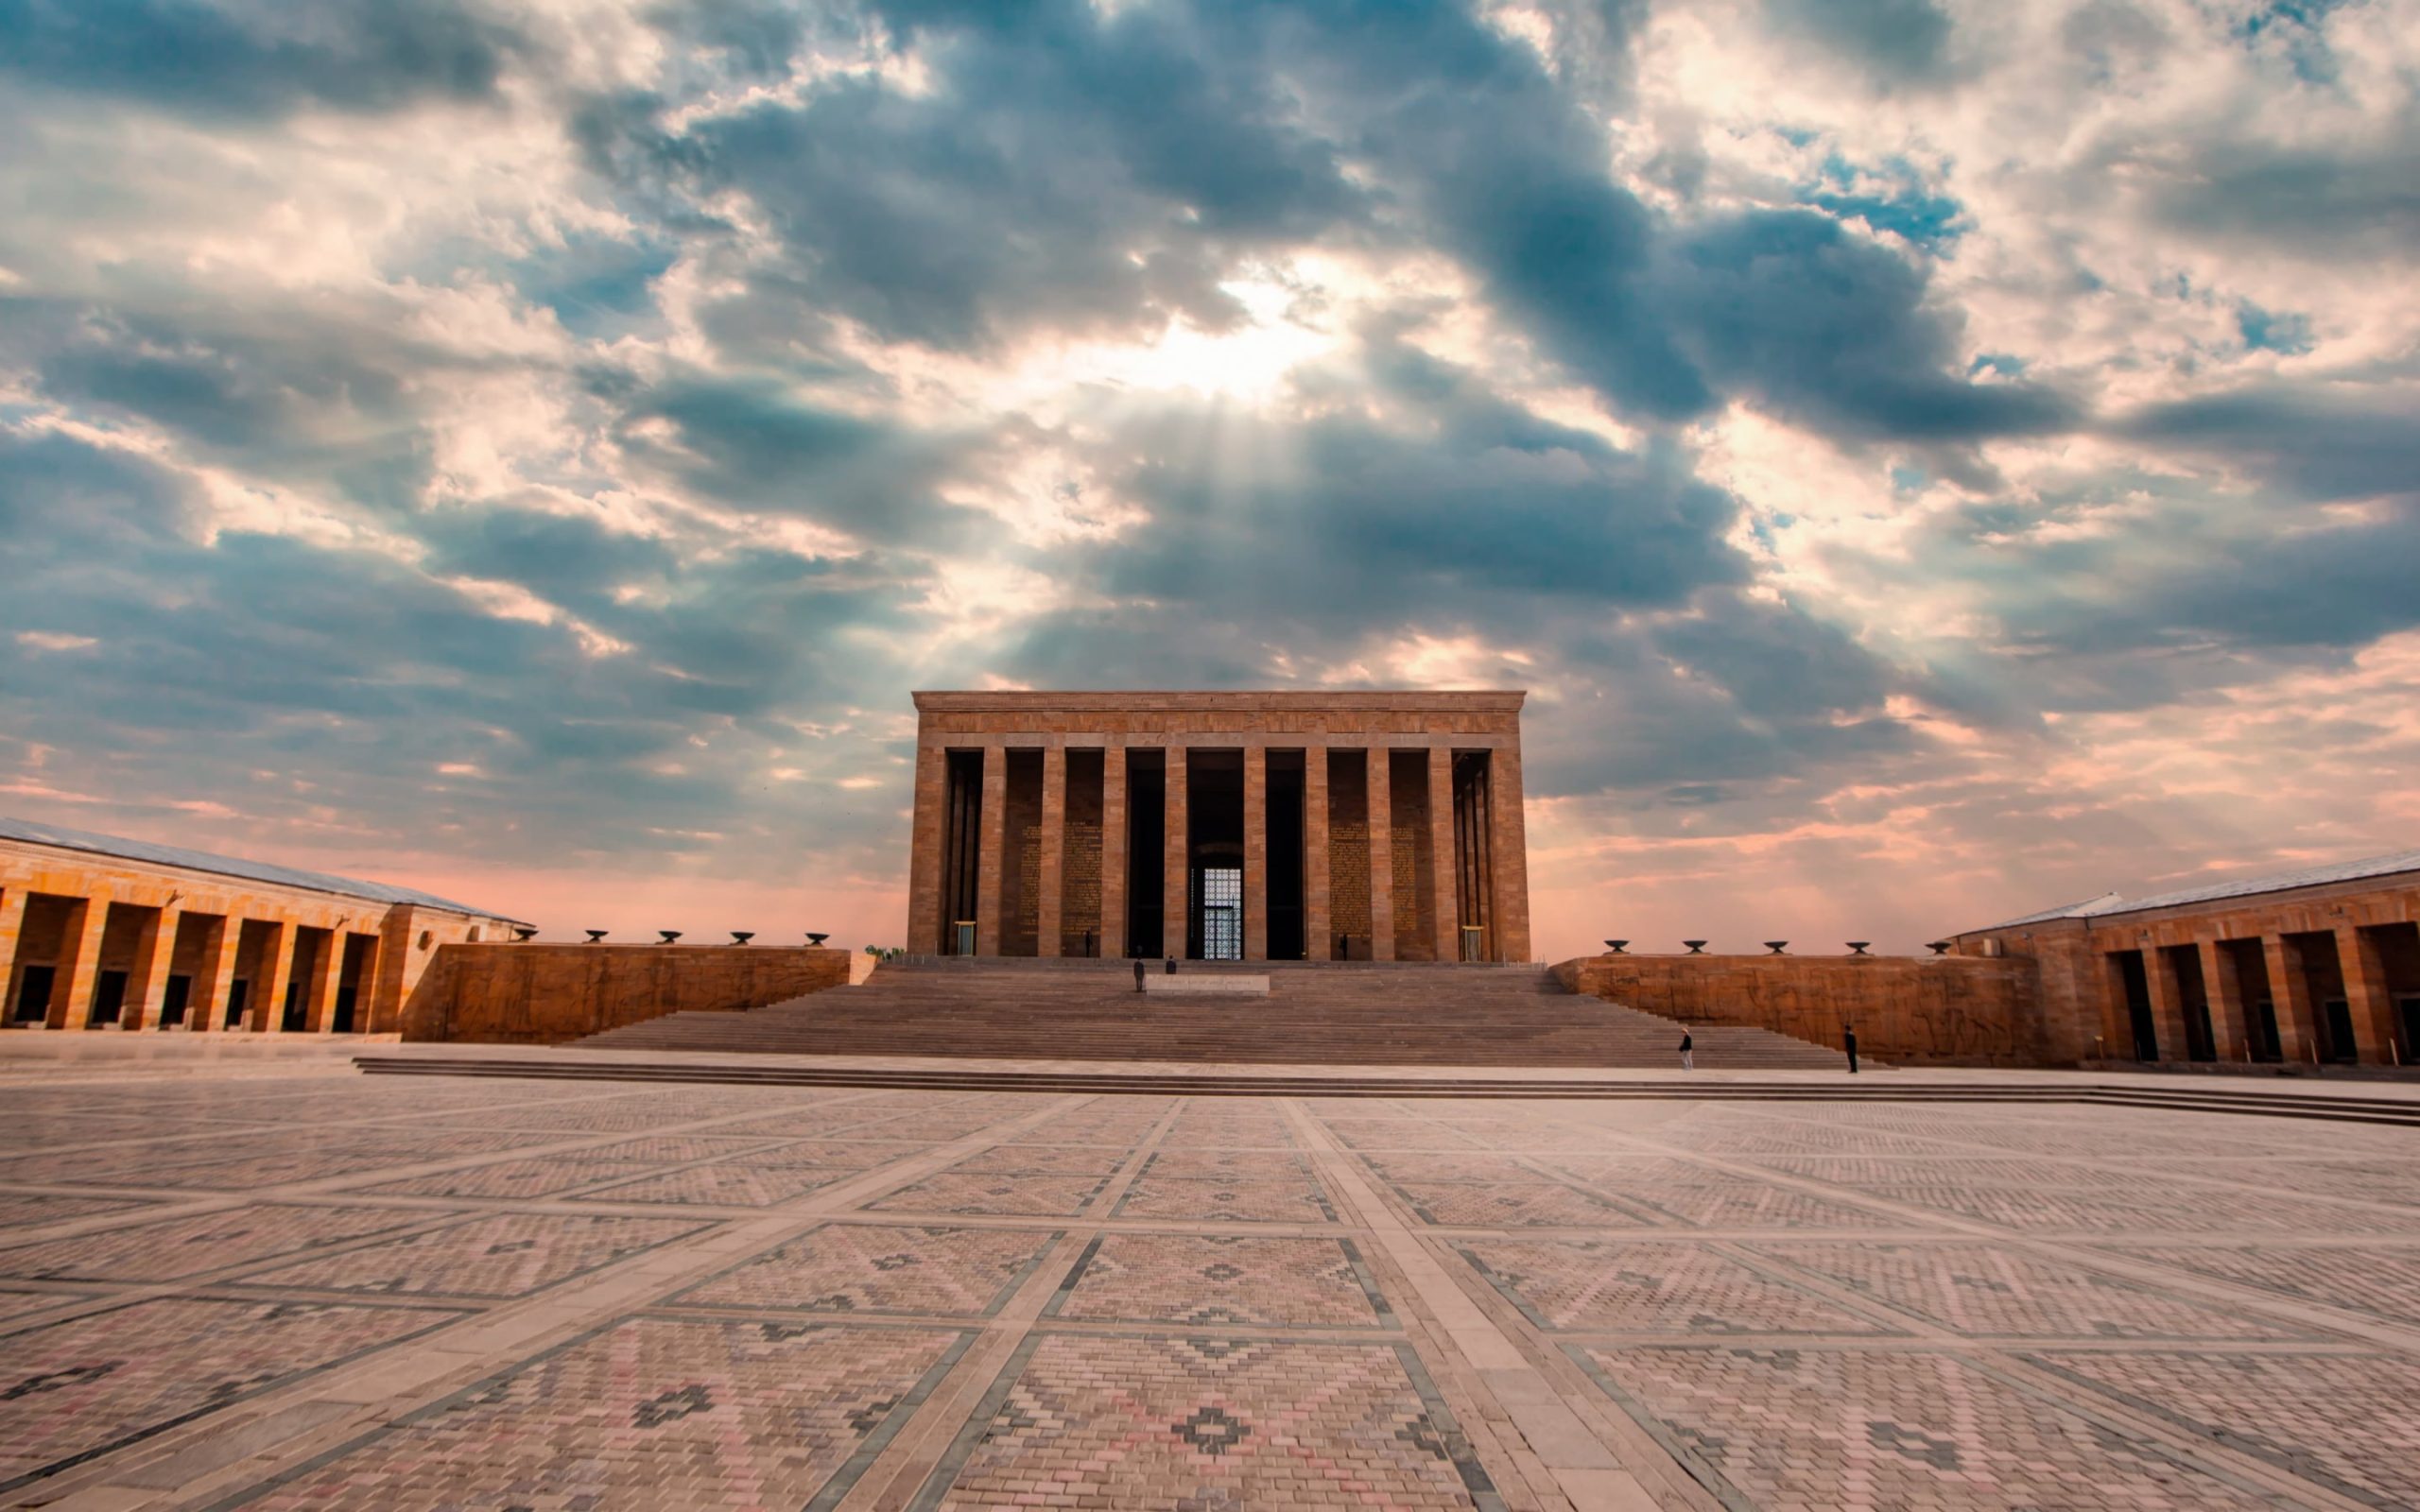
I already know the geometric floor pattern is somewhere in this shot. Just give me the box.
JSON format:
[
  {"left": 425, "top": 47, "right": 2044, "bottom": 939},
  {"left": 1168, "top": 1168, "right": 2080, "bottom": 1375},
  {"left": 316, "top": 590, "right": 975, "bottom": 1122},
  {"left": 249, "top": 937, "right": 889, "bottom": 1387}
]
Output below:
[{"left": 1, "top": 1061, "right": 2416, "bottom": 1509}]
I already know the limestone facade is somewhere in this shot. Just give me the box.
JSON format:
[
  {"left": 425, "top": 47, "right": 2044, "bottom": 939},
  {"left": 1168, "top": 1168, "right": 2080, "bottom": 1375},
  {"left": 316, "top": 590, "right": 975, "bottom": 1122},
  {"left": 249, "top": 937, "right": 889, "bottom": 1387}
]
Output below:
[
  {"left": 1, "top": 818, "right": 521, "bottom": 1037},
  {"left": 402, "top": 943, "right": 852, "bottom": 1043},
  {"left": 906, "top": 691, "right": 1532, "bottom": 962},
  {"left": 1554, "top": 952, "right": 2043, "bottom": 1066},
  {"left": 1952, "top": 853, "right": 2420, "bottom": 1068}
]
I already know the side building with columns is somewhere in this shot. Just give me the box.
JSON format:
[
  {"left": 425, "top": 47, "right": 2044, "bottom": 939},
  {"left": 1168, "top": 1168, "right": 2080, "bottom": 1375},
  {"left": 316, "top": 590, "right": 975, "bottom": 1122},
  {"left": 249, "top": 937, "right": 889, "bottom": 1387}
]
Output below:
[
  {"left": 1951, "top": 850, "right": 2420, "bottom": 1068},
  {"left": 2, "top": 816, "right": 526, "bottom": 1035},
  {"left": 906, "top": 691, "right": 1531, "bottom": 962}
]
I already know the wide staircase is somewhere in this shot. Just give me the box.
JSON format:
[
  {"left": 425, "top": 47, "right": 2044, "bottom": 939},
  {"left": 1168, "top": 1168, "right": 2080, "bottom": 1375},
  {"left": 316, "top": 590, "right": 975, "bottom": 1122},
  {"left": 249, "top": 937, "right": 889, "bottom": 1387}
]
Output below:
[{"left": 565, "top": 958, "right": 1850, "bottom": 1070}]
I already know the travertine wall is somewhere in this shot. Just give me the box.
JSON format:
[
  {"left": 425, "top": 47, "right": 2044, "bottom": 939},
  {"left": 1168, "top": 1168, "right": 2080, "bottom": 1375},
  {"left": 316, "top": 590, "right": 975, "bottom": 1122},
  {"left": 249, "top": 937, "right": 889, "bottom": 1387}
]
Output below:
[
  {"left": 404, "top": 944, "right": 852, "bottom": 1045},
  {"left": 1956, "top": 869, "right": 2420, "bottom": 1066},
  {"left": 1553, "top": 953, "right": 2046, "bottom": 1066}
]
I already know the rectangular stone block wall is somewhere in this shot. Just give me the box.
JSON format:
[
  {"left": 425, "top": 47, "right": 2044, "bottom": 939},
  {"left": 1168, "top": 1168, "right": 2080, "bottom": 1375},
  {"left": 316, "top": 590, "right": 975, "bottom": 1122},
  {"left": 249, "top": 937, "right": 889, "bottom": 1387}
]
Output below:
[
  {"left": 1552, "top": 953, "right": 2046, "bottom": 1066},
  {"left": 403, "top": 945, "right": 852, "bottom": 1045}
]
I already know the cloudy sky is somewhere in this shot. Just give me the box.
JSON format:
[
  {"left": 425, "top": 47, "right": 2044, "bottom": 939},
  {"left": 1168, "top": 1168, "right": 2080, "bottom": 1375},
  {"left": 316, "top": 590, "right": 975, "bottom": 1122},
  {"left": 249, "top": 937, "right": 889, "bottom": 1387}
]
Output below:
[{"left": 3, "top": 0, "right": 2415, "bottom": 958}]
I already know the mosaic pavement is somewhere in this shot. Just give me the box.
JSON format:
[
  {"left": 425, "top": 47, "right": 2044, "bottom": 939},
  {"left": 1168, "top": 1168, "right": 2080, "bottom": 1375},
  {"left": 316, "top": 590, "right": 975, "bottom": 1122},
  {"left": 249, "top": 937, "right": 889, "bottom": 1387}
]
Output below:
[{"left": 0, "top": 1065, "right": 2415, "bottom": 1509}]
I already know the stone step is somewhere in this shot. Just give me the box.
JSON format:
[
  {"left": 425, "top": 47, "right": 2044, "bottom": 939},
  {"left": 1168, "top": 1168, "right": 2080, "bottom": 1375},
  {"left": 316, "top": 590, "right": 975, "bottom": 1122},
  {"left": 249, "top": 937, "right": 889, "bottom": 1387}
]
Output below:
[{"left": 565, "top": 960, "right": 1852, "bottom": 1070}]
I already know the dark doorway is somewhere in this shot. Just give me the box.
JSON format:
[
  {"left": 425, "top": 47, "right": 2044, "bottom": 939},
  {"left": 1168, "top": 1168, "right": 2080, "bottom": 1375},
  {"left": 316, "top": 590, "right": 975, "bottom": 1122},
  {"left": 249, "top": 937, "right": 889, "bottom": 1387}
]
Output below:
[
  {"left": 2402, "top": 997, "right": 2420, "bottom": 1066},
  {"left": 1266, "top": 751, "right": 1305, "bottom": 960},
  {"left": 2323, "top": 999, "right": 2359, "bottom": 1064},
  {"left": 2285, "top": 931, "right": 2351, "bottom": 1061},
  {"left": 939, "top": 749, "right": 984, "bottom": 954},
  {"left": 1125, "top": 750, "right": 1165, "bottom": 956},
  {"left": 2113, "top": 951, "right": 2157, "bottom": 1060},
  {"left": 2165, "top": 946, "right": 2215, "bottom": 1061},
  {"left": 1184, "top": 749, "right": 1243, "bottom": 960},
  {"left": 335, "top": 934, "right": 376, "bottom": 1033},
  {"left": 12, "top": 965, "right": 54, "bottom": 1025},
  {"left": 282, "top": 977, "right": 306, "bottom": 1032},
  {"left": 225, "top": 978, "right": 249, "bottom": 1028},
  {"left": 1452, "top": 752, "right": 1494, "bottom": 960},
  {"left": 90, "top": 969, "right": 129, "bottom": 1027},
  {"left": 162, "top": 974, "right": 192, "bottom": 1028},
  {"left": 1197, "top": 866, "right": 1243, "bottom": 960}
]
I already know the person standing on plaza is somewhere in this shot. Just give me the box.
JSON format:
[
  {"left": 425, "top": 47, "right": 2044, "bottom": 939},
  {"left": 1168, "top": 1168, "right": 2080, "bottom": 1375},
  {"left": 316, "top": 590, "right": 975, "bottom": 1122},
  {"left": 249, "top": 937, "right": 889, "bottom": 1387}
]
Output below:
[{"left": 1679, "top": 1031, "right": 1694, "bottom": 1071}]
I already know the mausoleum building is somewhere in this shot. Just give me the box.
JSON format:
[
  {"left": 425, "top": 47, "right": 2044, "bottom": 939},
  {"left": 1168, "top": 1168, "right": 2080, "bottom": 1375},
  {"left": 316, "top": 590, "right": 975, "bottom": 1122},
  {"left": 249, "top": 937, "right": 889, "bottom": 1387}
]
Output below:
[{"left": 905, "top": 691, "right": 1531, "bottom": 963}]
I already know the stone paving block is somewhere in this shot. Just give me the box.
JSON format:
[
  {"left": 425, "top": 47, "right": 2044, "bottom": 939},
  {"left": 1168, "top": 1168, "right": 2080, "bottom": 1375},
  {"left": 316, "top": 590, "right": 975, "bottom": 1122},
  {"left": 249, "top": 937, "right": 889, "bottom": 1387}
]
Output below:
[
  {"left": 1319, "top": 1119, "right": 1487, "bottom": 1150},
  {"left": 864, "top": 1171, "right": 1112, "bottom": 1217},
  {"left": 1461, "top": 1239, "right": 1896, "bottom": 1336},
  {"left": 471, "top": 1105, "right": 716, "bottom": 1132},
  {"left": 943, "top": 1142, "right": 1133, "bottom": 1177},
  {"left": 571, "top": 1161, "right": 855, "bottom": 1208},
  {"left": 725, "top": 1139, "right": 930, "bottom": 1169},
  {"left": 1573, "top": 1344, "right": 2285, "bottom": 1511},
  {"left": 2101, "top": 1241, "right": 2420, "bottom": 1329},
  {"left": 1144, "top": 1147, "right": 1316, "bottom": 1179},
  {"left": 1553, "top": 1158, "right": 1920, "bottom": 1230},
  {"left": 1388, "top": 1180, "right": 1655, "bottom": 1229},
  {"left": 672, "top": 1222, "right": 1059, "bottom": 1317},
  {"left": 1051, "top": 1233, "right": 1391, "bottom": 1328},
  {"left": 912, "top": 1332, "right": 1497, "bottom": 1510},
  {"left": 2025, "top": 1349, "right": 2420, "bottom": 1510},
  {"left": 1164, "top": 1110, "right": 1299, "bottom": 1148},
  {"left": 0, "top": 1194, "right": 158, "bottom": 1230},
  {"left": 0, "top": 1296, "right": 465, "bottom": 1494},
  {"left": 562, "top": 1135, "right": 786, "bottom": 1164},
  {"left": 0, "top": 1204, "right": 445, "bottom": 1282},
  {"left": 1892, "top": 1179, "right": 2420, "bottom": 1234},
  {"left": 1357, "top": 1151, "right": 1546, "bottom": 1185},
  {"left": 2158, "top": 1157, "right": 2420, "bottom": 1209},
  {"left": 231, "top": 1212, "right": 714, "bottom": 1298},
  {"left": 1757, "top": 1241, "right": 2322, "bottom": 1340},
  {"left": 1115, "top": 1172, "right": 1339, "bottom": 1223},
  {"left": 0, "top": 1287, "right": 87, "bottom": 1324},
  {"left": 351, "top": 1155, "right": 657, "bottom": 1199},
  {"left": 206, "top": 1316, "right": 969, "bottom": 1511}
]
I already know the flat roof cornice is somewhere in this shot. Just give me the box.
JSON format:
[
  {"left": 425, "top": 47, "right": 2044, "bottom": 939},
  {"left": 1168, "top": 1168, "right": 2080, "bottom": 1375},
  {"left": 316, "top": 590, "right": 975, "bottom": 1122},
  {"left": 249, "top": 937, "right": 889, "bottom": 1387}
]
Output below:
[{"left": 913, "top": 690, "right": 1528, "bottom": 713}]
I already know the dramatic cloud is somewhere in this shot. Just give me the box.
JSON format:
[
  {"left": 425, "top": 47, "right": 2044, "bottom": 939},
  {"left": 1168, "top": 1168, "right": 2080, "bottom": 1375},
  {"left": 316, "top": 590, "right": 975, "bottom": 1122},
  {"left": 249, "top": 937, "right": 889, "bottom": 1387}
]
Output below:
[{"left": 3, "top": 0, "right": 2415, "bottom": 954}]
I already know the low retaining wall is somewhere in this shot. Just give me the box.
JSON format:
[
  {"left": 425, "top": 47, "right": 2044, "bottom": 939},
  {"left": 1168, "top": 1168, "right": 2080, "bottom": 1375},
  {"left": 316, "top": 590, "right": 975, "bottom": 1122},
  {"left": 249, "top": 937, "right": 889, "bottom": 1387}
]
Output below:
[
  {"left": 403, "top": 944, "right": 852, "bottom": 1045},
  {"left": 1552, "top": 953, "right": 2046, "bottom": 1066}
]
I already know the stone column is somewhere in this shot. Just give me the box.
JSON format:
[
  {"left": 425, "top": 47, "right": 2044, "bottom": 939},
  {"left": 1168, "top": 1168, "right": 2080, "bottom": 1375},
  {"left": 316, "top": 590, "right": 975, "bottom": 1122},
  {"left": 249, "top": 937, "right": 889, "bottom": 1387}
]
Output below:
[
  {"left": 1163, "top": 743, "right": 1189, "bottom": 959},
  {"left": 2259, "top": 934, "right": 2314, "bottom": 1063},
  {"left": 2140, "top": 944, "right": 2188, "bottom": 1062},
  {"left": 1367, "top": 747, "right": 1394, "bottom": 962},
  {"left": 351, "top": 932, "right": 384, "bottom": 1035},
  {"left": 906, "top": 738, "right": 946, "bottom": 956},
  {"left": 1427, "top": 747, "right": 1459, "bottom": 962},
  {"left": 304, "top": 928, "right": 346, "bottom": 1033},
  {"left": 372, "top": 906, "right": 420, "bottom": 1036},
  {"left": 2338, "top": 923, "right": 2396, "bottom": 1064},
  {"left": 251, "top": 919, "right": 297, "bottom": 1034},
  {"left": 1303, "top": 745, "right": 1330, "bottom": 960},
  {"left": 51, "top": 894, "right": 111, "bottom": 1030},
  {"left": 1100, "top": 742, "right": 1128, "bottom": 959},
  {"left": 975, "top": 744, "right": 1008, "bottom": 956},
  {"left": 0, "top": 887, "right": 26, "bottom": 1022},
  {"left": 193, "top": 915, "right": 238, "bottom": 1033},
  {"left": 1243, "top": 746, "right": 1268, "bottom": 961},
  {"left": 1489, "top": 745, "right": 1532, "bottom": 961},
  {"left": 1037, "top": 745, "right": 1066, "bottom": 958},
  {"left": 2197, "top": 937, "right": 2247, "bottom": 1062},
  {"left": 126, "top": 905, "right": 181, "bottom": 1032}
]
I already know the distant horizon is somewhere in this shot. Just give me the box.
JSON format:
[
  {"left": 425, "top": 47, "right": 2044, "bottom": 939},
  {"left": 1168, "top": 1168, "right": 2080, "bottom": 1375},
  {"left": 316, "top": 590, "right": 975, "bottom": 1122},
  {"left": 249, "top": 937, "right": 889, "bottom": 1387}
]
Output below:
[{"left": 9, "top": 793, "right": 2407, "bottom": 966}]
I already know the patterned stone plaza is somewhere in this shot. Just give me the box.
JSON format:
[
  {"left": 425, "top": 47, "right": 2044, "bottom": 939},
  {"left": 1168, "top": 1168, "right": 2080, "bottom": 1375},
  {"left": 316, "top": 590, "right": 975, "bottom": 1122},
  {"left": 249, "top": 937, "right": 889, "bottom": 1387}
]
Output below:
[{"left": 3, "top": 1062, "right": 2418, "bottom": 1509}]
